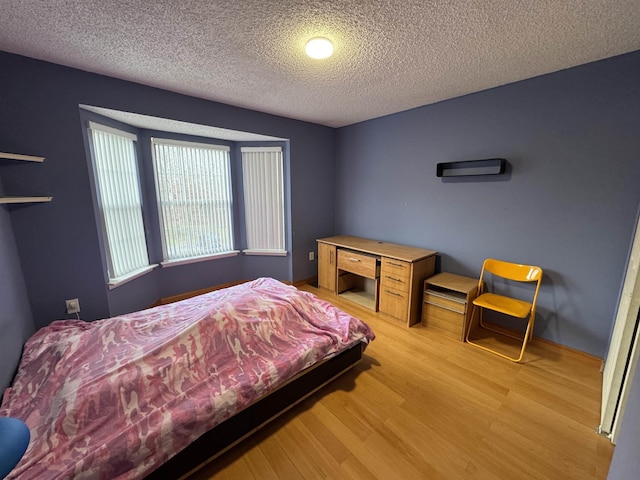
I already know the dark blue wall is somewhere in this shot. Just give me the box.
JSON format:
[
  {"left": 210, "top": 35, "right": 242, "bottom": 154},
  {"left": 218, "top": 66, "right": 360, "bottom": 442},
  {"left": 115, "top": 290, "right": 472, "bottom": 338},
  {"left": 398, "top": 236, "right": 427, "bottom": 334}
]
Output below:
[
  {"left": 335, "top": 51, "right": 640, "bottom": 357},
  {"left": 0, "top": 51, "right": 335, "bottom": 328},
  {"left": 0, "top": 178, "right": 36, "bottom": 391}
]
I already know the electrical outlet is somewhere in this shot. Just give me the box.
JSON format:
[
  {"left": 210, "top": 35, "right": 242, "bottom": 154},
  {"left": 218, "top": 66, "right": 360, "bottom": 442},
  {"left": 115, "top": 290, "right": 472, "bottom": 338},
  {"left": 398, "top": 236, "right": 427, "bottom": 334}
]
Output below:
[
  {"left": 308, "top": 251, "right": 315, "bottom": 261},
  {"left": 66, "top": 298, "right": 80, "bottom": 314}
]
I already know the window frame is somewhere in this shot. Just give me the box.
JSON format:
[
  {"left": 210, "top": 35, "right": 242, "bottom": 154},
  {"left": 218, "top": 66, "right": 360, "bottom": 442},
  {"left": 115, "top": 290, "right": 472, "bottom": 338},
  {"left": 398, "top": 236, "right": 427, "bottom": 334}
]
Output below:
[
  {"left": 150, "top": 137, "right": 239, "bottom": 265},
  {"left": 240, "top": 146, "right": 287, "bottom": 256},
  {"left": 86, "top": 121, "right": 157, "bottom": 288}
]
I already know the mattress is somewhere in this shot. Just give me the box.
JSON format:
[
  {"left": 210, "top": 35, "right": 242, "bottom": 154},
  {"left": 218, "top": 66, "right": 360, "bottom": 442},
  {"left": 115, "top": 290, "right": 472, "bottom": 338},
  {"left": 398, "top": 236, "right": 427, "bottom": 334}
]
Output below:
[{"left": 0, "top": 277, "right": 375, "bottom": 479}]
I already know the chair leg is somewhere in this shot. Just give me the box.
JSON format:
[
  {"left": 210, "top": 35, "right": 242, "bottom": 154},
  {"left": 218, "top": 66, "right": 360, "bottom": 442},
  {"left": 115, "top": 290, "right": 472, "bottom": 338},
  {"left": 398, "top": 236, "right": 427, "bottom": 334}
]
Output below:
[
  {"left": 466, "top": 308, "right": 533, "bottom": 363},
  {"left": 515, "top": 315, "right": 535, "bottom": 362},
  {"left": 478, "top": 304, "right": 487, "bottom": 329},
  {"left": 528, "top": 316, "right": 536, "bottom": 341},
  {"left": 465, "top": 303, "right": 478, "bottom": 343}
]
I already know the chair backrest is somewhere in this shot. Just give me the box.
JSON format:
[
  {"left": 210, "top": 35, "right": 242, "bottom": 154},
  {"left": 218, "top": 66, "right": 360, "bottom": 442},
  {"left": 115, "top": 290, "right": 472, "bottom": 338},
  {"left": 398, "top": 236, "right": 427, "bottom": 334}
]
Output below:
[
  {"left": 478, "top": 258, "right": 543, "bottom": 313},
  {"left": 482, "top": 258, "right": 542, "bottom": 283}
]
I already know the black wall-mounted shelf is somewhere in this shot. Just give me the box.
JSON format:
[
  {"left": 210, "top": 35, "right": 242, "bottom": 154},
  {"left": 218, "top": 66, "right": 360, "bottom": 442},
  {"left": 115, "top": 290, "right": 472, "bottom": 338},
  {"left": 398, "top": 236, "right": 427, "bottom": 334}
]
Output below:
[{"left": 437, "top": 158, "right": 506, "bottom": 177}]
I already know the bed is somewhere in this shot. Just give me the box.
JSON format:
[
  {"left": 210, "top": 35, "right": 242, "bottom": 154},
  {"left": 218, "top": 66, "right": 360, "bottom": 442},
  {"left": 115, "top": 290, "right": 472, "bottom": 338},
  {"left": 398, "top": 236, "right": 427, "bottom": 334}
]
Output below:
[{"left": 0, "top": 277, "right": 375, "bottom": 479}]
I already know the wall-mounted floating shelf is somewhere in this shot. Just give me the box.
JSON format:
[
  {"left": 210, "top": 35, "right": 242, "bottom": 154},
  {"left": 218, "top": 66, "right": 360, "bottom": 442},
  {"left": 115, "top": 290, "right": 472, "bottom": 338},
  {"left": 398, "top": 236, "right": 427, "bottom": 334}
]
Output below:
[
  {"left": 0, "top": 196, "right": 53, "bottom": 205},
  {"left": 437, "top": 158, "right": 506, "bottom": 177},
  {"left": 0, "top": 151, "right": 52, "bottom": 205},
  {"left": 0, "top": 152, "right": 46, "bottom": 162}
]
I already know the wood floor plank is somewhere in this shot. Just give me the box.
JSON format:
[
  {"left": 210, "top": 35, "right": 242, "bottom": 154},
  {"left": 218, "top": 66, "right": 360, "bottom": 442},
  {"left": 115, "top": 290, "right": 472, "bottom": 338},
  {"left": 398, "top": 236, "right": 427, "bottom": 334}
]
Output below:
[
  {"left": 273, "top": 419, "right": 340, "bottom": 479},
  {"left": 474, "top": 435, "right": 555, "bottom": 480},
  {"left": 311, "top": 401, "right": 431, "bottom": 479},
  {"left": 256, "top": 434, "right": 305, "bottom": 480},
  {"left": 320, "top": 390, "right": 378, "bottom": 442},
  {"left": 240, "top": 442, "right": 280, "bottom": 480},
  {"left": 486, "top": 420, "right": 597, "bottom": 480},
  {"left": 596, "top": 438, "right": 615, "bottom": 478},
  {"left": 498, "top": 390, "right": 601, "bottom": 455},
  {"left": 382, "top": 403, "right": 480, "bottom": 478},
  {"left": 511, "top": 370, "right": 601, "bottom": 428},
  {"left": 188, "top": 284, "right": 614, "bottom": 480},
  {"left": 294, "top": 401, "right": 353, "bottom": 465},
  {"left": 340, "top": 455, "right": 379, "bottom": 480}
]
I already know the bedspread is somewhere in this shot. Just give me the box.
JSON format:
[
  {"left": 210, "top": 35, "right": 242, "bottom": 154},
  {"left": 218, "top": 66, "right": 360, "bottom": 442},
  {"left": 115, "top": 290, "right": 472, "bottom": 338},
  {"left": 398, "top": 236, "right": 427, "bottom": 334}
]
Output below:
[{"left": 1, "top": 277, "right": 374, "bottom": 479}]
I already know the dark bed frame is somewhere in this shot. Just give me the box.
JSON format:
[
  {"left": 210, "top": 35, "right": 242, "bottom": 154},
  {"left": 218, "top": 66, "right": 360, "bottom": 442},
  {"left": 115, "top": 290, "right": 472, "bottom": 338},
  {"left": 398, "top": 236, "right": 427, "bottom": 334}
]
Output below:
[{"left": 145, "top": 341, "right": 365, "bottom": 479}]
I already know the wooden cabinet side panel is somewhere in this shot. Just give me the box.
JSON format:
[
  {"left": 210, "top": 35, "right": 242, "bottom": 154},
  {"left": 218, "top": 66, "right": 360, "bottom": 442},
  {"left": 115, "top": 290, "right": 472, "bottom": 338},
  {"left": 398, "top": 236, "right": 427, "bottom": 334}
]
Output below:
[
  {"left": 408, "top": 256, "right": 436, "bottom": 326},
  {"left": 317, "top": 243, "right": 337, "bottom": 292}
]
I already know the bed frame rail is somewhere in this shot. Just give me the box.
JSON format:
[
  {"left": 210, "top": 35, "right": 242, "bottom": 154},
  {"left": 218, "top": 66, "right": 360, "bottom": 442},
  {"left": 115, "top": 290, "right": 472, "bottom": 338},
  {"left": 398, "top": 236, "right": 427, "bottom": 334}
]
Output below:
[{"left": 145, "top": 342, "right": 365, "bottom": 479}]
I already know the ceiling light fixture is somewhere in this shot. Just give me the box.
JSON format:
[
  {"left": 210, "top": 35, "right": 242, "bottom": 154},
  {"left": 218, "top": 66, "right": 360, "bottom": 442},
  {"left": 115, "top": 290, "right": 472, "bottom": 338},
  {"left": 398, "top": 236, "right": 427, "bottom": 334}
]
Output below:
[{"left": 305, "top": 37, "right": 333, "bottom": 59}]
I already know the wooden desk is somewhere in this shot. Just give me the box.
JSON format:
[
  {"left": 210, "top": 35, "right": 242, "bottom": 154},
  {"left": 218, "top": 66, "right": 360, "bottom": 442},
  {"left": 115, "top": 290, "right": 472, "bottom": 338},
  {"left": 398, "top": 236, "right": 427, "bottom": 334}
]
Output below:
[{"left": 317, "top": 235, "right": 437, "bottom": 327}]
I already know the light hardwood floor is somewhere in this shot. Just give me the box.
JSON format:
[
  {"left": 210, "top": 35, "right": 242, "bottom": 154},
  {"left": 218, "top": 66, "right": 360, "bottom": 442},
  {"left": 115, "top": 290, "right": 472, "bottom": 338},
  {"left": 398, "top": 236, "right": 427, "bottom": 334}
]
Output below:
[{"left": 188, "top": 284, "right": 614, "bottom": 480}]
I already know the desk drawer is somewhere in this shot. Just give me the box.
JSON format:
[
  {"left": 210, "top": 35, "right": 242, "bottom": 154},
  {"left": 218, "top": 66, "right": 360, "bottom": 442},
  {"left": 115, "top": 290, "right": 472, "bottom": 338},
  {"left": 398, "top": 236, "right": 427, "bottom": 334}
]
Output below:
[
  {"left": 422, "top": 303, "right": 465, "bottom": 339},
  {"left": 379, "top": 286, "right": 409, "bottom": 320},
  {"left": 380, "top": 271, "right": 410, "bottom": 293},
  {"left": 381, "top": 257, "right": 411, "bottom": 278},
  {"left": 337, "top": 249, "right": 379, "bottom": 279}
]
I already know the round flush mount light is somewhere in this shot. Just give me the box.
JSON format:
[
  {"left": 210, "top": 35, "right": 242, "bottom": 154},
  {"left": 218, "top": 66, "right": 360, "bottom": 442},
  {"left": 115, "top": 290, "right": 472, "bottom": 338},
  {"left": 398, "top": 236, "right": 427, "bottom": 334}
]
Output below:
[{"left": 305, "top": 37, "right": 333, "bottom": 59}]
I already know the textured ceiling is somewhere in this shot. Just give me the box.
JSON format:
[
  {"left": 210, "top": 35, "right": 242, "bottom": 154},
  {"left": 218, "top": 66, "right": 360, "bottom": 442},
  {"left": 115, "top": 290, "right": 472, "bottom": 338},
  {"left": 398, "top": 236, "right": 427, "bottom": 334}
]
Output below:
[{"left": 2, "top": 1, "right": 640, "bottom": 128}]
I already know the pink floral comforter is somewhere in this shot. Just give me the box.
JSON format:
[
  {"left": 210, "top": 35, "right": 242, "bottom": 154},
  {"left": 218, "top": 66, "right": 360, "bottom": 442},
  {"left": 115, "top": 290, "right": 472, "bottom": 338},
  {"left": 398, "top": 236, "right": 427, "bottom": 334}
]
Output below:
[{"left": 1, "top": 278, "right": 374, "bottom": 479}]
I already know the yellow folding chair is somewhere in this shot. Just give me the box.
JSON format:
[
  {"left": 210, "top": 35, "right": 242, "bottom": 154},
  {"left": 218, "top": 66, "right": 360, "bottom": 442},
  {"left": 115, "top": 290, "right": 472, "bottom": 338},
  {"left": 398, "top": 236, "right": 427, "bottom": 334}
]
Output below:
[{"left": 465, "top": 258, "right": 543, "bottom": 362}]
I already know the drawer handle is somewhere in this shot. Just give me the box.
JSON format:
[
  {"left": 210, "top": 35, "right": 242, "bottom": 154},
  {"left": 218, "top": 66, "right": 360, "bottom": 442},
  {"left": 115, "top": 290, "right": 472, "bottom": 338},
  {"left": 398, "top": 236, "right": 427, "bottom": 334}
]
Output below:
[
  {"left": 385, "top": 275, "right": 403, "bottom": 283},
  {"left": 349, "top": 257, "right": 361, "bottom": 262},
  {"left": 388, "top": 262, "right": 404, "bottom": 267},
  {"left": 425, "top": 300, "right": 465, "bottom": 314},
  {"left": 385, "top": 290, "right": 403, "bottom": 297}
]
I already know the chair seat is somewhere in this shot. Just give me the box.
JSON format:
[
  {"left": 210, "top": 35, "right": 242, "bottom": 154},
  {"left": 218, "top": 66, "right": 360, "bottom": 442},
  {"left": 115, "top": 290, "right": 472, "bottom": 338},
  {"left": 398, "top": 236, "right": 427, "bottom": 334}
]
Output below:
[{"left": 473, "top": 292, "right": 532, "bottom": 318}]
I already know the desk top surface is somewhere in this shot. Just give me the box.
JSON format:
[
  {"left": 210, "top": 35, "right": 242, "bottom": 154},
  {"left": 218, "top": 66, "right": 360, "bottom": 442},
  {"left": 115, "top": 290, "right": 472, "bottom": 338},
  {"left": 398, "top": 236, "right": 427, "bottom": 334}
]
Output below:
[
  {"left": 317, "top": 235, "right": 437, "bottom": 263},
  {"left": 426, "top": 272, "right": 478, "bottom": 293}
]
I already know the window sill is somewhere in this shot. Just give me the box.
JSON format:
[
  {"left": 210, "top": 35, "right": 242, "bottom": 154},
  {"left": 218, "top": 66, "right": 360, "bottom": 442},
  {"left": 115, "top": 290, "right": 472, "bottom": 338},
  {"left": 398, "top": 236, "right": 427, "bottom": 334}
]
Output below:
[
  {"left": 108, "top": 264, "right": 158, "bottom": 290},
  {"left": 242, "top": 249, "right": 288, "bottom": 256},
  {"left": 161, "top": 251, "right": 240, "bottom": 268}
]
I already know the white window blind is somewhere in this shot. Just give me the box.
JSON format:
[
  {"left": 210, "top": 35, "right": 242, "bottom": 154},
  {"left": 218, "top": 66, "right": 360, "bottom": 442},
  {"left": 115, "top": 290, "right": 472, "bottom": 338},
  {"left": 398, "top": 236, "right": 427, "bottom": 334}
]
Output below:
[
  {"left": 241, "top": 146, "right": 286, "bottom": 255},
  {"left": 152, "top": 138, "right": 234, "bottom": 262},
  {"left": 89, "top": 122, "right": 150, "bottom": 281}
]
